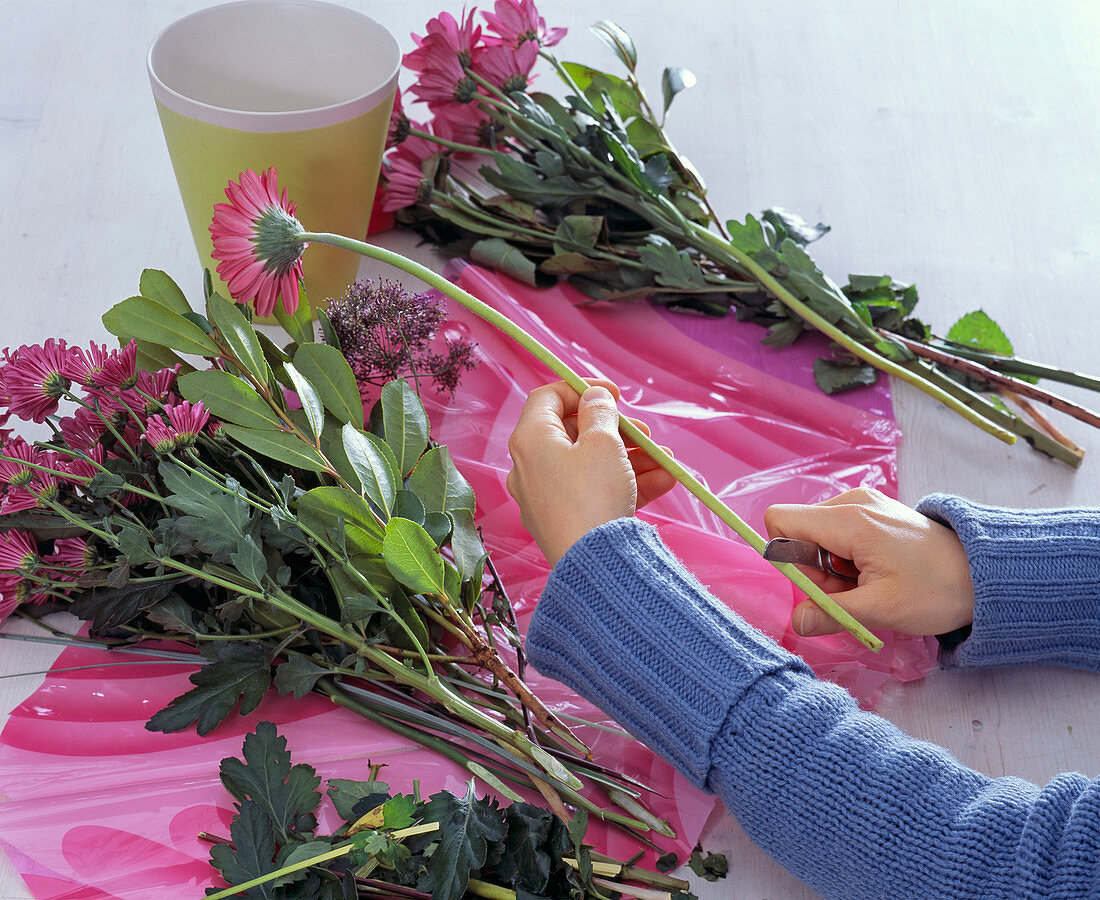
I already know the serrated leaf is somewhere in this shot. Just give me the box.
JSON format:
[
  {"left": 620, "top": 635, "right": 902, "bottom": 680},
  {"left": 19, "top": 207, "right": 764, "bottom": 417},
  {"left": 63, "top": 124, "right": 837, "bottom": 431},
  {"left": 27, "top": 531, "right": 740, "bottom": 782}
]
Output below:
[
  {"left": 274, "top": 284, "right": 315, "bottom": 345},
  {"left": 296, "top": 486, "right": 385, "bottom": 555},
  {"left": 69, "top": 578, "right": 178, "bottom": 634},
  {"left": 813, "top": 358, "right": 878, "bottom": 394},
  {"left": 327, "top": 778, "right": 391, "bottom": 823},
  {"left": 339, "top": 592, "right": 387, "bottom": 625},
  {"left": 147, "top": 643, "right": 271, "bottom": 736},
  {"left": 639, "top": 237, "right": 708, "bottom": 289},
  {"left": 947, "top": 309, "right": 1014, "bottom": 356},
  {"left": 343, "top": 424, "right": 398, "bottom": 518},
  {"left": 380, "top": 380, "right": 430, "bottom": 477},
  {"left": 178, "top": 370, "right": 283, "bottom": 430},
  {"left": 407, "top": 447, "right": 475, "bottom": 516},
  {"left": 661, "top": 65, "right": 697, "bottom": 114},
  {"left": 208, "top": 801, "right": 280, "bottom": 899},
  {"left": 383, "top": 517, "right": 446, "bottom": 596},
  {"left": 103, "top": 295, "right": 220, "bottom": 357},
  {"left": 140, "top": 269, "right": 192, "bottom": 315},
  {"left": 222, "top": 424, "right": 329, "bottom": 474},
  {"left": 591, "top": 20, "right": 637, "bottom": 70},
  {"left": 293, "top": 343, "right": 363, "bottom": 426},
  {"left": 419, "top": 783, "right": 506, "bottom": 900},
  {"left": 219, "top": 721, "right": 322, "bottom": 842},
  {"left": 495, "top": 802, "right": 557, "bottom": 893},
  {"left": 208, "top": 293, "right": 271, "bottom": 386},
  {"left": 159, "top": 460, "right": 252, "bottom": 557},
  {"left": 380, "top": 794, "right": 418, "bottom": 830},
  {"left": 762, "top": 208, "right": 830, "bottom": 247},
  {"left": 283, "top": 362, "right": 325, "bottom": 441}
]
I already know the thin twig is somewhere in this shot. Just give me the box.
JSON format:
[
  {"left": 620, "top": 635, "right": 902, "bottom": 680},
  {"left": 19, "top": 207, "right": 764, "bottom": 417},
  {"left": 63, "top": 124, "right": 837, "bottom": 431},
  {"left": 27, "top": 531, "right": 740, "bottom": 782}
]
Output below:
[{"left": 1000, "top": 391, "right": 1085, "bottom": 456}]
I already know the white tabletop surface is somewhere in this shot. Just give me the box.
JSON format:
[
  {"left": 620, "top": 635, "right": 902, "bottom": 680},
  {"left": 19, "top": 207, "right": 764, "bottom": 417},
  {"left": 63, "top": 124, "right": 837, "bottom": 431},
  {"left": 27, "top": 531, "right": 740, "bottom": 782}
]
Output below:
[{"left": 2, "top": 1, "right": 1099, "bottom": 897}]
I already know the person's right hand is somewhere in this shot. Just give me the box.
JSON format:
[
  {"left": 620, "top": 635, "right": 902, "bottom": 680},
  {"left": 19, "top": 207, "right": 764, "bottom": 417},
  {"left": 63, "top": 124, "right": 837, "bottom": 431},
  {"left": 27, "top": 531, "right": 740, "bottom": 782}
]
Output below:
[{"left": 764, "top": 487, "right": 975, "bottom": 637}]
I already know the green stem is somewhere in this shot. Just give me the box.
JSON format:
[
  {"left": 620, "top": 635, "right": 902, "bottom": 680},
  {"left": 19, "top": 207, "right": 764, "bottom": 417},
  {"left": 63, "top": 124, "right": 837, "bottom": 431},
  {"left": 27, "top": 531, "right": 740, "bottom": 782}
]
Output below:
[
  {"left": 407, "top": 126, "right": 495, "bottom": 156},
  {"left": 687, "top": 222, "right": 1017, "bottom": 445},
  {"left": 927, "top": 341, "right": 1100, "bottom": 392},
  {"left": 297, "top": 231, "right": 882, "bottom": 650}
]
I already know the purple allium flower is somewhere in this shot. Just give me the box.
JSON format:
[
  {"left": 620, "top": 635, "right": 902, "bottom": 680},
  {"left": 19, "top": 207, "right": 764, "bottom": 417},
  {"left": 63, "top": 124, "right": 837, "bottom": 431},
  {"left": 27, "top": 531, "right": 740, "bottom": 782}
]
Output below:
[{"left": 325, "top": 279, "right": 477, "bottom": 397}]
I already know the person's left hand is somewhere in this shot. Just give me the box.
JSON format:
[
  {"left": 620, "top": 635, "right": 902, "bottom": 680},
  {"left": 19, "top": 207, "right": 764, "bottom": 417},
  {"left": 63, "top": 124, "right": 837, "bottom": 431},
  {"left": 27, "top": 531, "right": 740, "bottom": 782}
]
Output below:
[{"left": 506, "top": 380, "right": 677, "bottom": 567}]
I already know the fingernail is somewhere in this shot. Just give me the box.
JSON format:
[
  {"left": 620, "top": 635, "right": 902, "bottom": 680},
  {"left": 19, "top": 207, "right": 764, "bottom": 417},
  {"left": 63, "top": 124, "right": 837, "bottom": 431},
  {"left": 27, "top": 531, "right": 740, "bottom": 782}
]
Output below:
[
  {"left": 797, "top": 606, "right": 822, "bottom": 635},
  {"left": 583, "top": 386, "right": 613, "bottom": 402}
]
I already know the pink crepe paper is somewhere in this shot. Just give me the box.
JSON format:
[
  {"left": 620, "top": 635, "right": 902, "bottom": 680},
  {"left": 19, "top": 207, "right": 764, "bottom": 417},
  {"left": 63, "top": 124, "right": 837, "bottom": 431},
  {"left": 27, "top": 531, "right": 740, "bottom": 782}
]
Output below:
[{"left": 0, "top": 266, "right": 935, "bottom": 897}]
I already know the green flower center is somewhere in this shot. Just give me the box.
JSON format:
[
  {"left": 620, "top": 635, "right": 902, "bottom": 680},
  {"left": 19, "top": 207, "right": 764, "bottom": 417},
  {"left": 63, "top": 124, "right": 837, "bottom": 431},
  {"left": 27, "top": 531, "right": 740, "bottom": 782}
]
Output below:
[
  {"left": 253, "top": 205, "right": 306, "bottom": 276},
  {"left": 43, "top": 371, "right": 70, "bottom": 400}
]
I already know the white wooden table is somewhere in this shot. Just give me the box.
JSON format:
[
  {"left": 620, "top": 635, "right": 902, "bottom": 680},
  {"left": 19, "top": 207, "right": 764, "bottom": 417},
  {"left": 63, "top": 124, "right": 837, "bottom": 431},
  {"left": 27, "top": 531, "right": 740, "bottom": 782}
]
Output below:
[{"left": 2, "top": 2, "right": 1099, "bottom": 897}]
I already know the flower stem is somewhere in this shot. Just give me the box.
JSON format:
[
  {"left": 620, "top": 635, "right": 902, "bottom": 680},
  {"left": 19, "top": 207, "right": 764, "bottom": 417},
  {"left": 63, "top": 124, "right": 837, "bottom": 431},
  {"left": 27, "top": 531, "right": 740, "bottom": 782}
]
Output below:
[{"left": 296, "top": 231, "right": 883, "bottom": 650}]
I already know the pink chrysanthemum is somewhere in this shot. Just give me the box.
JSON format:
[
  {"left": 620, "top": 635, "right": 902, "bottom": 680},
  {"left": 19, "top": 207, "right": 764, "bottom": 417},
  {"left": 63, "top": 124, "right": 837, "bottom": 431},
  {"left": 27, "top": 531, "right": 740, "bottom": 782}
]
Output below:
[
  {"left": 387, "top": 87, "right": 410, "bottom": 149},
  {"left": 473, "top": 40, "right": 538, "bottom": 94},
  {"left": 0, "top": 439, "right": 58, "bottom": 515},
  {"left": 53, "top": 443, "right": 105, "bottom": 485},
  {"left": 405, "top": 10, "right": 484, "bottom": 107},
  {"left": 482, "top": 0, "right": 566, "bottom": 48},
  {"left": 0, "top": 574, "right": 20, "bottom": 621},
  {"left": 144, "top": 399, "right": 209, "bottom": 453},
  {"left": 127, "top": 366, "right": 180, "bottom": 416},
  {"left": 1, "top": 339, "right": 79, "bottom": 423},
  {"left": 209, "top": 168, "right": 307, "bottom": 318},
  {"left": 432, "top": 102, "right": 500, "bottom": 149},
  {"left": 66, "top": 340, "right": 138, "bottom": 395},
  {"left": 0, "top": 530, "right": 39, "bottom": 576},
  {"left": 43, "top": 537, "right": 95, "bottom": 585},
  {"left": 382, "top": 132, "right": 441, "bottom": 213},
  {"left": 59, "top": 407, "right": 108, "bottom": 454}
]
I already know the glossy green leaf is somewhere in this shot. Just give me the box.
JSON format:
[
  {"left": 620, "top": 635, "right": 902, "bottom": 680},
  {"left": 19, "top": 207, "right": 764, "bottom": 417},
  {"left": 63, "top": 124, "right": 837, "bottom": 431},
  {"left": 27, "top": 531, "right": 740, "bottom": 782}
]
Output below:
[
  {"left": 178, "top": 370, "right": 283, "bottom": 430},
  {"left": 408, "top": 447, "right": 475, "bottom": 516},
  {"left": 222, "top": 424, "right": 329, "bottom": 474},
  {"left": 139, "top": 269, "right": 192, "bottom": 315},
  {"left": 382, "top": 517, "right": 447, "bottom": 596},
  {"left": 207, "top": 293, "right": 270, "bottom": 385},
  {"left": 424, "top": 511, "right": 453, "bottom": 546},
  {"left": 283, "top": 362, "right": 325, "bottom": 441},
  {"left": 293, "top": 342, "right": 363, "bottom": 426},
  {"left": 102, "top": 295, "right": 220, "bottom": 357},
  {"left": 393, "top": 490, "right": 425, "bottom": 525},
  {"left": 133, "top": 339, "right": 193, "bottom": 376},
  {"left": 381, "top": 379, "right": 430, "bottom": 476},
  {"left": 342, "top": 424, "right": 398, "bottom": 518},
  {"left": 449, "top": 509, "right": 486, "bottom": 579},
  {"left": 947, "top": 309, "right": 1014, "bottom": 357},
  {"left": 296, "top": 486, "right": 385, "bottom": 555},
  {"left": 591, "top": 20, "right": 637, "bottom": 70},
  {"left": 273, "top": 284, "right": 315, "bottom": 345}
]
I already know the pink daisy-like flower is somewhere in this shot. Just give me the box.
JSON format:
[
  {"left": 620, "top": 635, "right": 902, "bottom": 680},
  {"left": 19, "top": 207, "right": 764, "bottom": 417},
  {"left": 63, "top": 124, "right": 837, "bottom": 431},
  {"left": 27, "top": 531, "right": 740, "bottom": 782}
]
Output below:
[
  {"left": 405, "top": 10, "right": 484, "bottom": 107},
  {"left": 209, "top": 167, "right": 307, "bottom": 317},
  {"left": 53, "top": 442, "right": 105, "bottom": 485},
  {"left": 482, "top": 0, "right": 566, "bottom": 48},
  {"left": 387, "top": 87, "right": 410, "bottom": 149},
  {"left": 42, "top": 536, "right": 96, "bottom": 585},
  {"left": 473, "top": 40, "right": 538, "bottom": 94},
  {"left": 0, "top": 439, "right": 56, "bottom": 515},
  {"left": 432, "top": 102, "right": 501, "bottom": 150},
  {"left": 0, "top": 530, "right": 39, "bottom": 576},
  {"left": 381, "top": 132, "right": 442, "bottom": 212},
  {"left": 144, "top": 399, "right": 210, "bottom": 453},
  {"left": 0, "top": 574, "right": 20, "bottom": 621},
  {"left": 66, "top": 340, "right": 138, "bottom": 395},
  {"left": 1, "top": 339, "right": 79, "bottom": 424},
  {"left": 127, "top": 365, "right": 180, "bottom": 416},
  {"left": 59, "top": 407, "right": 108, "bottom": 454}
]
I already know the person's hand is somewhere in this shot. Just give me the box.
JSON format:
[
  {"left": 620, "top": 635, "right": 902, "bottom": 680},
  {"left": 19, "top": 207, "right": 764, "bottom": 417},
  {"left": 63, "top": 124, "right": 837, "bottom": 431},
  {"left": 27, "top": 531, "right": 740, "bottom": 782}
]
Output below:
[
  {"left": 506, "top": 380, "right": 677, "bottom": 567},
  {"left": 764, "top": 487, "right": 975, "bottom": 637}
]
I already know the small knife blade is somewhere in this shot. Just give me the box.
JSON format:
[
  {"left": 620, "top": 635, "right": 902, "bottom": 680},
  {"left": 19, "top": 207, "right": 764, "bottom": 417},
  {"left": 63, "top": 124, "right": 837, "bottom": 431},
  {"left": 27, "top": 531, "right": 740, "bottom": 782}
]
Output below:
[{"left": 762, "top": 538, "right": 860, "bottom": 581}]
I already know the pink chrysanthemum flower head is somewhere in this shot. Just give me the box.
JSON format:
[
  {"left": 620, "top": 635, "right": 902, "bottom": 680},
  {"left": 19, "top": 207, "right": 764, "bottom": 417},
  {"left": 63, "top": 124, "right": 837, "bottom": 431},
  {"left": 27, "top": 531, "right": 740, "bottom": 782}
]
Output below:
[
  {"left": 474, "top": 41, "right": 538, "bottom": 94},
  {"left": 0, "top": 530, "right": 39, "bottom": 577},
  {"left": 44, "top": 537, "right": 97, "bottom": 585},
  {"left": 209, "top": 167, "right": 307, "bottom": 318},
  {"left": 482, "top": 0, "right": 566, "bottom": 48},
  {"left": 66, "top": 340, "right": 138, "bottom": 395},
  {"left": 1, "top": 339, "right": 79, "bottom": 423},
  {"left": 144, "top": 399, "right": 210, "bottom": 453}
]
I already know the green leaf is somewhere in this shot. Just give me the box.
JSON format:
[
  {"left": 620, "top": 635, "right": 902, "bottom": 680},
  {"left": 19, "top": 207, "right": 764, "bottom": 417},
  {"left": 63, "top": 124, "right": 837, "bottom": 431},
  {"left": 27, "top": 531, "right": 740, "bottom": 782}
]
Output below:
[
  {"left": 133, "top": 339, "right": 193, "bottom": 376},
  {"left": 947, "top": 309, "right": 1014, "bottom": 356},
  {"left": 639, "top": 237, "right": 708, "bottom": 289},
  {"left": 552, "top": 216, "right": 604, "bottom": 254},
  {"left": 591, "top": 20, "right": 637, "bottom": 70},
  {"left": 140, "top": 269, "right": 192, "bottom": 315},
  {"left": 342, "top": 424, "right": 398, "bottom": 518},
  {"left": 327, "top": 778, "right": 391, "bottom": 822},
  {"left": 380, "top": 379, "right": 430, "bottom": 477},
  {"left": 469, "top": 239, "right": 544, "bottom": 288},
  {"left": 209, "top": 801, "right": 280, "bottom": 899},
  {"left": 283, "top": 362, "right": 325, "bottom": 441},
  {"left": 178, "top": 370, "right": 283, "bottom": 430},
  {"left": 407, "top": 447, "right": 475, "bottom": 516},
  {"left": 494, "top": 803, "right": 558, "bottom": 894},
  {"left": 159, "top": 460, "right": 252, "bottom": 558},
  {"left": 448, "top": 509, "right": 486, "bottom": 580},
  {"left": 103, "top": 295, "right": 220, "bottom": 357},
  {"left": 382, "top": 517, "right": 447, "bottom": 596},
  {"left": 339, "top": 591, "right": 387, "bottom": 625},
  {"left": 219, "top": 721, "right": 322, "bottom": 842},
  {"left": 661, "top": 66, "right": 697, "bottom": 114},
  {"left": 296, "top": 486, "right": 385, "bottom": 555},
  {"left": 69, "top": 578, "right": 178, "bottom": 634},
  {"left": 146, "top": 642, "right": 271, "bottom": 736},
  {"left": 293, "top": 343, "right": 363, "bottom": 426},
  {"left": 725, "top": 214, "right": 770, "bottom": 256},
  {"left": 813, "top": 358, "right": 878, "bottom": 394},
  {"left": 207, "top": 293, "right": 271, "bottom": 386},
  {"left": 419, "top": 783, "right": 506, "bottom": 900},
  {"left": 380, "top": 794, "right": 418, "bottom": 830},
  {"left": 393, "top": 489, "right": 426, "bottom": 525},
  {"left": 762, "top": 208, "right": 830, "bottom": 247},
  {"left": 274, "top": 284, "right": 315, "bottom": 345},
  {"left": 424, "top": 511, "right": 453, "bottom": 546},
  {"left": 222, "top": 424, "right": 329, "bottom": 474},
  {"left": 560, "top": 62, "right": 642, "bottom": 120}
]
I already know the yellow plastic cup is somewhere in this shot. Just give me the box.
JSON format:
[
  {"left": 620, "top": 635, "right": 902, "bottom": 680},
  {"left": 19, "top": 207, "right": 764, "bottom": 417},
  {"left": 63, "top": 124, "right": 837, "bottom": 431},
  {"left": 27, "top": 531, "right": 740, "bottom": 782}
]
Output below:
[{"left": 148, "top": 0, "right": 400, "bottom": 314}]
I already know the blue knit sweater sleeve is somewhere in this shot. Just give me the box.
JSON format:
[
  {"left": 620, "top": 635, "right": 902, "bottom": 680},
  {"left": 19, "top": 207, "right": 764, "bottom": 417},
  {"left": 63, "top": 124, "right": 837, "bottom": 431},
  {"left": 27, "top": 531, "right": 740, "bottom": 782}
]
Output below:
[
  {"left": 916, "top": 493, "right": 1100, "bottom": 669},
  {"left": 525, "top": 517, "right": 1100, "bottom": 899}
]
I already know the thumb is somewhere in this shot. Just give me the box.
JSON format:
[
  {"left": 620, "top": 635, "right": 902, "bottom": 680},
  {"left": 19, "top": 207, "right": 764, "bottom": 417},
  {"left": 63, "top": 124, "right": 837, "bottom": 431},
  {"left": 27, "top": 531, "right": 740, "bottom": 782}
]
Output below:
[
  {"left": 792, "top": 583, "right": 890, "bottom": 637},
  {"left": 576, "top": 385, "right": 621, "bottom": 441}
]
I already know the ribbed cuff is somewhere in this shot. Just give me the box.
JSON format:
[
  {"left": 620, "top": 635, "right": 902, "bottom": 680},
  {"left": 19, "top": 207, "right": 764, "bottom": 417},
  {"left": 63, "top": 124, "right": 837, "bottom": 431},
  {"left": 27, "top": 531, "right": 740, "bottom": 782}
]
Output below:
[
  {"left": 525, "top": 518, "right": 813, "bottom": 788},
  {"left": 917, "top": 494, "right": 1100, "bottom": 671}
]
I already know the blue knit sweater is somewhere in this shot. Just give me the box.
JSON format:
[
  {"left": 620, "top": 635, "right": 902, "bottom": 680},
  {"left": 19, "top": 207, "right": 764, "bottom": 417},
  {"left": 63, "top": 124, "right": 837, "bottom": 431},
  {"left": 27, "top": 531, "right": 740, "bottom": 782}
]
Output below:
[{"left": 525, "top": 495, "right": 1100, "bottom": 899}]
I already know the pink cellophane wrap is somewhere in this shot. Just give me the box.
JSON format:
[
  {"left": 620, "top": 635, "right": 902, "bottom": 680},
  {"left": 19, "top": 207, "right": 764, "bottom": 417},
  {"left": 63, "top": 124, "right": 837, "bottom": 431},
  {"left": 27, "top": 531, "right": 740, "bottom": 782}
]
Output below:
[{"left": 0, "top": 265, "right": 935, "bottom": 897}]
